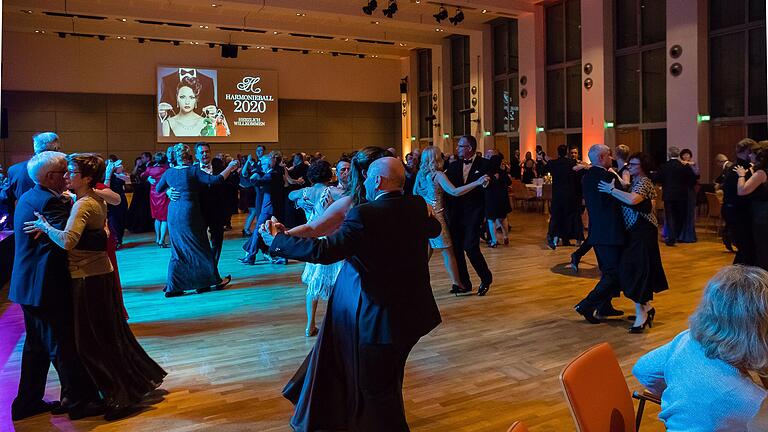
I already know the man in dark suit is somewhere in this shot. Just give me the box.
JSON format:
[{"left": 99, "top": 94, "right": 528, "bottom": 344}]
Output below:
[
  {"left": 158, "top": 68, "right": 216, "bottom": 119},
  {"left": 574, "top": 144, "right": 626, "bottom": 324},
  {"left": 0, "top": 132, "right": 60, "bottom": 227},
  {"left": 722, "top": 138, "right": 757, "bottom": 265},
  {"left": 656, "top": 146, "right": 697, "bottom": 246},
  {"left": 445, "top": 135, "right": 492, "bottom": 295},
  {"left": 194, "top": 142, "right": 235, "bottom": 271},
  {"left": 9, "top": 151, "right": 100, "bottom": 421},
  {"left": 268, "top": 157, "right": 442, "bottom": 431}
]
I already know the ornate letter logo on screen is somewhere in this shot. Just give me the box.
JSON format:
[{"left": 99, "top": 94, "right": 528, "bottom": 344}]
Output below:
[{"left": 236, "top": 76, "right": 263, "bottom": 94}]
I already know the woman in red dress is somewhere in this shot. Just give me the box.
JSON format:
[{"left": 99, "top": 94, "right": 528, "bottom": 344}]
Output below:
[{"left": 142, "top": 152, "right": 171, "bottom": 247}]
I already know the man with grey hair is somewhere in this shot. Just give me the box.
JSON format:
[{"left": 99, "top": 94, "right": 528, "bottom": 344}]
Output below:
[
  {"left": 268, "top": 156, "right": 442, "bottom": 431},
  {"left": 10, "top": 151, "right": 101, "bottom": 421},
  {"left": 656, "top": 145, "right": 697, "bottom": 246},
  {"left": 0, "top": 132, "right": 60, "bottom": 225},
  {"left": 574, "top": 144, "right": 626, "bottom": 324}
]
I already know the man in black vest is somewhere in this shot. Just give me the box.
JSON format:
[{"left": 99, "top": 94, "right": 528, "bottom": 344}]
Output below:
[
  {"left": 574, "top": 144, "right": 626, "bottom": 324},
  {"left": 268, "top": 157, "right": 442, "bottom": 431},
  {"left": 9, "top": 151, "right": 101, "bottom": 420},
  {"left": 445, "top": 135, "right": 492, "bottom": 295}
]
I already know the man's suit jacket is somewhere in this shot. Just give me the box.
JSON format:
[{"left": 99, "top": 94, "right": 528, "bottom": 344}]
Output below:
[
  {"left": 9, "top": 185, "right": 71, "bottom": 307},
  {"left": 656, "top": 159, "right": 696, "bottom": 202},
  {"left": 160, "top": 70, "right": 216, "bottom": 112},
  {"left": 196, "top": 160, "right": 236, "bottom": 228},
  {"left": 582, "top": 167, "right": 625, "bottom": 246},
  {"left": 0, "top": 160, "right": 35, "bottom": 222},
  {"left": 270, "top": 192, "right": 442, "bottom": 345},
  {"left": 445, "top": 157, "right": 490, "bottom": 224}
]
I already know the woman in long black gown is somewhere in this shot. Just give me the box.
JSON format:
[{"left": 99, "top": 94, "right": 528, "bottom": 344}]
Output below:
[
  {"left": 276, "top": 147, "right": 393, "bottom": 431},
  {"left": 736, "top": 142, "right": 768, "bottom": 270},
  {"left": 484, "top": 154, "right": 512, "bottom": 246},
  {"left": 105, "top": 155, "right": 130, "bottom": 248},
  {"left": 126, "top": 153, "right": 154, "bottom": 233},
  {"left": 156, "top": 143, "right": 238, "bottom": 297}
]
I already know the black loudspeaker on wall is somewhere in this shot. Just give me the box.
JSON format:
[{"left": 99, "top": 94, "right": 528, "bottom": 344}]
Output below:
[
  {"left": 221, "top": 44, "right": 238, "bottom": 59},
  {"left": 1, "top": 108, "right": 7, "bottom": 139}
]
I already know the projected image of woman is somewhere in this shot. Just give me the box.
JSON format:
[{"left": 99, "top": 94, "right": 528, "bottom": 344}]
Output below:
[{"left": 161, "top": 77, "right": 206, "bottom": 137}]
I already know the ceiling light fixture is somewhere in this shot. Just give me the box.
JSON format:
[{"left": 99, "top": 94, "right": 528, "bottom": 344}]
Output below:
[
  {"left": 271, "top": 47, "right": 278, "bottom": 52},
  {"left": 449, "top": 8, "right": 464, "bottom": 25},
  {"left": 273, "top": 31, "right": 279, "bottom": 35},
  {"left": 172, "top": 40, "right": 180, "bottom": 46},
  {"left": 138, "top": 37, "right": 145, "bottom": 43},
  {"left": 119, "top": 18, "right": 127, "bottom": 22},
  {"left": 296, "top": 12, "right": 306, "bottom": 16},
  {"left": 208, "top": 42, "right": 216, "bottom": 48},
  {"left": 23, "top": 9, "right": 33, "bottom": 14},
  {"left": 58, "top": 32, "right": 66, "bottom": 38},
  {"left": 382, "top": 1, "right": 397, "bottom": 18},
  {"left": 433, "top": 6, "right": 448, "bottom": 23},
  {"left": 302, "top": 49, "right": 309, "bottom": 54},
  {"left": 481, "top": 9, "right": 488, "bottom": 14},
  {"left": 98, "top": 35, "right": 106, "bottom": 41},
  {"left": 362, "top": 0, "right": 377, "bottom": 15},
  {"left": 373, "top": 20, "right": 380, "bottom": 24},
  {"left": 199, "top": 25, "right": 209, "bottom": 29},
  {"left": 211, "top": 3, "right": 219, "bottom": 7}
]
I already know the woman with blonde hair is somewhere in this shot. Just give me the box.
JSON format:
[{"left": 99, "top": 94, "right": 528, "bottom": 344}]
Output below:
[
  {"left": 633, "top": 265, "right": 768, "bottom": 431},
  {"left": 413, "top": 146, "right": 488, "bottom": 295}
]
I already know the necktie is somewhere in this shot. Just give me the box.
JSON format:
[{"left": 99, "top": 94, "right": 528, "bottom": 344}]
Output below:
[{"left": 463, "top": 159, "right": 473, "bottom": 165}]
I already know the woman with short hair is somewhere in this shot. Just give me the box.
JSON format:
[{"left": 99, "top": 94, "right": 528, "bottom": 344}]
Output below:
[
  {"left": 598, "top": 152, "right": 668, "bottom": 332},
  {"left": 633, "top": 265, "right": 768, "bottom": 431}
]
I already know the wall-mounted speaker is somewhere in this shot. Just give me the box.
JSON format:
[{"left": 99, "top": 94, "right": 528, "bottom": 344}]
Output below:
[{"left": 221, "top": 44, "right": 238, "bottom": 58}]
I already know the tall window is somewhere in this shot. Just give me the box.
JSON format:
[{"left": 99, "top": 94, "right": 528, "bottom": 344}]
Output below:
[
  {"left": 614, "top": 0, "right": 666, "bottom": 167},
  {"left": 450, "top": 36, "right": 471, "bottom": 136},
  {"left": 417, "top": 49, "right": 433, "bottom": 140},
  {"left": 614, "top": 0, "right": 666, "bottom": 126},
  {"left": 546, "top": 0, "right": 582, "bottom": 131},
  {"left": 492, "top": 19, "right": 519, "bottom": 134},
  {"left": 709, "top": 0, "right": 766, "bottom": 134}
]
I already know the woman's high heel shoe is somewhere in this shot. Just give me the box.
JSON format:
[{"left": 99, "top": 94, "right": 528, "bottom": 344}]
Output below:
[
  {"left": 629, "top": 314, "right": 652, "bottom": 334},
  {"left": 646, "top": 307, "right": 656, "bottom": 328},
  {"left": 305, "top": 326, "right": 319, "bottom": 337}
]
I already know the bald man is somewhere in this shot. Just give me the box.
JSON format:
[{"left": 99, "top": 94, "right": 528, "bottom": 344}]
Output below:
[{"left": 269, "top": 156, "right": 442, "bottom": 431}]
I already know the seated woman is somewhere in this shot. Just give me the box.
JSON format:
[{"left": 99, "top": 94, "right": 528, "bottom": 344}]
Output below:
[
  {"left": 633, "top": 265, "right": 768, "bottom": 431},
  {"left": 161, "top": 76, "right": 206, "bottom": 137}
]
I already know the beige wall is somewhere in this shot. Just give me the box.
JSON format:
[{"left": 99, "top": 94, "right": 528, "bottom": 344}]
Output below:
[
  {"left": 0, "top": 91, "right": 400, "bottom": 167},
  {"left": 2, "top": 32, "right": 401, "bottom": 102}
]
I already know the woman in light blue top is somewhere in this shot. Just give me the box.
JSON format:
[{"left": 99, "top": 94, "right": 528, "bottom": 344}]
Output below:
[{"left": 633, "top": 265, "right": 768, "bottom": 431}]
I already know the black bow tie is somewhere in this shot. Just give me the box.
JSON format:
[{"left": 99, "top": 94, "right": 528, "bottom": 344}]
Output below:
[{"left": 463, "top": 159, "right": 473, "bottom": 165}]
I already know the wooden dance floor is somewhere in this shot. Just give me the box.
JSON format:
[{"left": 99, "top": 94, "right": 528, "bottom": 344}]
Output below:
[{"left": 1, "top": 211, "right": 733, "bottom": 431}]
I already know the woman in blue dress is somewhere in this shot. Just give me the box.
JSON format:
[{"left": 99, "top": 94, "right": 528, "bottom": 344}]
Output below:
[{"left": 156, "top": 143, "right": 238, "bottom": 297}]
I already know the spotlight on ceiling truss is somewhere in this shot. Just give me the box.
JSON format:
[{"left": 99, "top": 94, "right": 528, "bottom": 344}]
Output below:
[
  {"left": 449, "top": 8, "right": 464, "bottom": 25},
  {"left": 433, "top": 6, "right": 448, "bottom": 23},
  {"left": 382, "top": 1, "right": 397, "bottom": 18},
  {"left": 362, "top": 0, "right": 377, "bottom": 15}
]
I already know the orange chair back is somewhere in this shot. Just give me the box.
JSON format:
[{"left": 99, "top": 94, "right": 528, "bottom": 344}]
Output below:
[
  {"left": 560, "top": 343, "right": 636, "bottom": 432},
  {"left": 507, "top": 421, "right": 529, "bottom": 432}
]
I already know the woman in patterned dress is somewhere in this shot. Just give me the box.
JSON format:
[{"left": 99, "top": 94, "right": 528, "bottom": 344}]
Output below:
[
  {"left": 413, "top": 146, "right": 489, "bottom": 294},
  {"left": 287, "top": 160, "right": 345, "bottom": 336},
  {"left": 598, "top": 152, "right": 669, "bottom": 333}
]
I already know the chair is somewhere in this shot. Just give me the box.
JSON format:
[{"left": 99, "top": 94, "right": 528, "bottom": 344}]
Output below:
[
  {"left": 509, "top": 180, "right": 536, "bottom": 211},
  {"left": 705, "top": 192, "right": 722, "bottom": 233},
  {"left": 507, "top": 421, "right": 529, "bottom": 432},
  {"left": 560, "top": 343, "right": 660, "bottom": 432}
]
